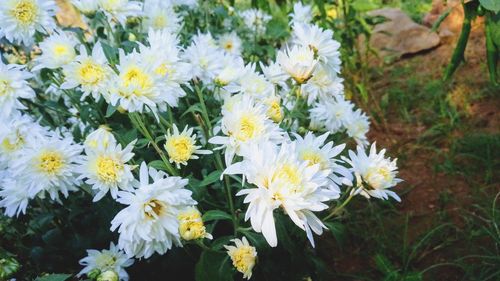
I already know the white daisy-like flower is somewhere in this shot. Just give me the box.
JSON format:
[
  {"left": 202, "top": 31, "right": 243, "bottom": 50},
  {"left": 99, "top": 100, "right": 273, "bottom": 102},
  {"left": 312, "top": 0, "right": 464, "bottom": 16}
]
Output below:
[
  {"left": 0, "top": 58, "right": 35, "bottom": 118},
  {"left": 142, "top": 0, "right": 181, "bottom": 33},
  {"left": 78, "top": 243, "right": 134, "bottom": 281},
  {"left": 77, "top": 140, "right": 136, "bottom": 202},
  {"left": 261, "top": 95, "right": 284, "bottom": 123},
  {"left": 239, "top": 9, "right": 271, "bottom": 36},
  {"left": 213, "top": 54, "right": 245, "bottom": 88},
  {"left": 98, "top": 0, "right": 142, "bottom": 25},
  {"left": 178, "top": 206, "right": 213, "bottom": 241},
  {"left": 342, "top": 143, "right": 401, "bottom": 202},
  {"left": 218, "top": 32, "right": 242, "bottom": 56},
  {"left": 224, "top": 237, "right": 257, "bottom": 280},
  {"left": 105, "top": 49, "right": 169, "bottom": 113},
  {"left": 309, "top": 96, "right": 355, "bottom": 133},
  {"left": 277, "top": 45, "right": 318, "bottom": 85},
  {"left": 183, "top": 34, "right": 224, "bottom": 84},
  {"left": 32, "top": 31, "right": 78, "bottom": 71},
  {"left": 225, "top": 64, "right": 274, "bottom": 99},
  {"left": 224, "top": 141, "right": 334, "bottom": 247},
  {"left": 0, "top": 176, "right": 32, "bottom": 217},
  {"left": 0, "top": 0, "right": 58, "bottom": 46},
  {"left": 61, "top": 42, "right": 113, "bottom": 101},
  {"left": 170, "top": 0, "right": 198, "bottom": 8},
  {"left": 84, "top": 126, "right": 117, "bottom": 151},
  {"left": 290, "top": 2, "right": 313, "bottom": 25},
  {"left": 110, "top": 162, "right": 196, "bottom": 258},
  {"left": 345, "top": 108, "right": 370, "bottom": 147},
  {"left": 301, "top": 64, "right": 344, "bottom": 105},
  {"left": 164, "top": 124, "right": 211, "bottom": 169},
  {"left": 260, "top": 61, "right": 289, "bottom": 89},
  {"left": 293, "top": 132, "right": 351, "bottom": 194},
  {"left": 72, "top": 0, "right": 99, "bottom": 15},
  {"left": 9, "top": 131, "right": 82, "bottom": 202},
  {"left": 209, "top": 95, "right": 283, "bottom": 164},
  {"left": 292, "top": 23, "right": 341, "bottom": 74}
]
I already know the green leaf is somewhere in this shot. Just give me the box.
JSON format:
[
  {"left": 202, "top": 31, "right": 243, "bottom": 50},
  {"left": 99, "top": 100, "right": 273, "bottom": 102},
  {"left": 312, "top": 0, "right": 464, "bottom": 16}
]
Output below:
[
  {"left": 105, "top": 104, "right": 117, "bottom": 117},
  {"left": 374, "top": 254, "right": 397, "bottom": 275},
  {"left": 402, "top": 272, "right": 423, "bottom": 281},
  {"left": 198, "top": 170, "right": 222, "bottom": 187},
  {"left": 35, "top": 274, "right": 72, "bottom": 281},
  {"left": 324, "top": 221, "right": 346, "bottom": 245},
  {"left": 101, "top": 41, "right": 118, "bottom": 65},
  {"left": 480, "top": 0, "right": 500, "bottom": 13},
  {"left": 202, "top": 210, "right": 233, "bottom": 222},
  {"left": 149, "top": 160, "right": 169, "bottom": 172},
  {"left": 195, "top": 250, "right": 233, "bottom": 281},
  {"left": 351, "top": 0, "right": 379, "bottom": 12},
  {"left": 211, "top": 236, "right": 234, "bottom": 250}
]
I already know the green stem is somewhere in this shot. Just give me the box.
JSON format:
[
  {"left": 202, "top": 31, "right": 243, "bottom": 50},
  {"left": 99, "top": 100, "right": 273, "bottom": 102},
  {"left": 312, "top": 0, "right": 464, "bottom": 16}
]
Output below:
[
  {"left": 485, "top": 12, "right": 499, "bottom": 86},
  {"left": 324, "top": 193, "right": 355, "bottom": 220}
]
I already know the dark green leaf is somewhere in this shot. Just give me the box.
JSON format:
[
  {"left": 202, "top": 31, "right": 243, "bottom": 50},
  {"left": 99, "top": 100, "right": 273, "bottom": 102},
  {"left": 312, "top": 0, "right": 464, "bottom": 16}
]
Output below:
[
  {"left": 35, "top": 274, "right": 72, "bottom": 281},
  {"left": 324, "top": 221, "right": 347, "bottom": 245},
  {"left": 479, "top": 0, "right": 500, "bottom": 13},
  {"left": 105, "top": 104, "right": 117, "bottom": 117},
  {"left": 149, "top": 160, "right": 169, "bottom": 171},
  {"left": 198, "top": 170, "right": 222, "bottom": 187},
  {"left": 202, "top": 210, "right": 233, "bottom": 222},
  {"left": 195, "top": 250, "right": 233, "bottom": 281},
  {"left": 374, "top": 254, "right": 396, "bottom": 275}
]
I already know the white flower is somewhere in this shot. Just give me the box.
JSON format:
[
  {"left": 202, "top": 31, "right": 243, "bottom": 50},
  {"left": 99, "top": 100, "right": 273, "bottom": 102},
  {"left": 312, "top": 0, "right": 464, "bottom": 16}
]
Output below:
[
  {"left": 98, "top": 0, "right": 142, "bottom": 25},
  {"left": 142, "top": 0, "right": 181, "bottom": 33},
  {"left": 78, "top": 243, "right": 134, "bottom": 281},
  {"left": 61, "top": 42, "right": 113, "bottom": 101},
  {"left": 218, "top": 32, "right": 242, "bottom": 56},
  {"left": 225, "top": 64, "right": 274, "bottom": 99},
  {"left": 301, "top": 64, "right": 344, "bottom": 105},
  {"left": 224, "top": 237, "right": 257, "bottom": 280},
  {"left": 0, "top": 59, "right": 35, "bottom": 118},
  {"left": 239, "top": 9, "right": 271, "bottom": 36},
  {"left": 84, "top": 126, "right": 117, "bottom": 151},
  {"left": 224, "top": 141, "right": 335, "bottom": 247},
  {"left": 260, "top": 61, "right": 289, "bottom": 88},
  {"left": 183, "top": 33, "right": 224, "bottom": 84},
  {"left": 0, "top": 0, "right": 58, "bottom": 46},
  {"left": 342, "top": 143, "right": 401, "bottom": 202},
  {"left": 32, "top": 31, "right": 78, "bottom": 71},
  {"left": 164, "top": 124, "right": 211, "bottom": 169},
  {"left": 309, "top": 96, "right": 354, "bottom": 133},
  {"left": 9, "top": 132, "right": 82, "bottom": 202},
  {"left": 209, "top": 95, "right": 283, "bottom": 164},
  {"left": 277, "top": 45, "right": 318, "bottom": 84},
  {"left": 292, "top": 23, "right": 341, "bottom": 74},
  {"left": 178, "top": 207, "right": 213, "bottom": 241},
  {"left": 0, "top": 176, "right": 32, "bottom": 217},
  {"left": 290, "top": 2, "right": 313, "bottom": 25},
  {"left": 213, "top": 54, "right": 245, "bottom": 88},
  {"left": 105, "top": 49, "right": 170, "bottom": 113},
  {"left": 72, "top": 0, "right": 99, "bottom": 15},
  {"left": 77, "top": 141, "right": 136, "bottom": 202},
  {"left": 345, "top": 108, "right": 370, "bottom": 147},
  {"left": 110, "top": 162, "right": 196, "bottom": 258}
]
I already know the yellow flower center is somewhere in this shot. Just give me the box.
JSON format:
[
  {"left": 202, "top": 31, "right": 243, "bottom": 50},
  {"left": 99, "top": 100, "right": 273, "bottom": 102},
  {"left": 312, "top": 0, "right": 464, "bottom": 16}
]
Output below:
[
  {"left": 0, "top": 80, "right": 11, "bottom": 96},
  {"left": 78, "top": 61, "right": 105, "bottom": 86},
  {"left": 96, "top": 156, "right": 123, "bottom": 183},
  {"left": 155, "top": 63, "right": 172, "bottom": 77},
  {"left": 230, "top": 246, "right": 255, "bottom": 275},
  {"left": 234, "top": 114, "right": 262, "bottom": 142},
  {"left": 273, "top": 164, "right": 301, "bottom": 186},
  {"left": 299, "top": 150, "right": 325, "bottom": 169},
  {"left": 152, "top": 15, "right": 167, "bottom": 29},
  {"left": 365, "top": 166, "right": 392, "bottom": 190},
  {"left": 165, "top": 136, "right": 195, "bottom": 164},
  {"left": 11, "top": 0, "right": 38, "bottom": 25},
  {"left": 38, "top": 151, "right": 64, "bottom": 175},
  {"left": 121, "top": 67, "right": 152, "bottom": 94},
  {"left": 223, "top": 42, "right": 233, "bottom": 51},
  {"left": 143, "top": 199, "right": 165, "bottom": 219},
  {"left": 1, "top": 134, "right": 24, "bottom": 152},
  {"left": 53, "top": 44, "right": 70, "bottom": 57},
  {"left": 266, "top": 101, "right": 283, "bottom": 123}
]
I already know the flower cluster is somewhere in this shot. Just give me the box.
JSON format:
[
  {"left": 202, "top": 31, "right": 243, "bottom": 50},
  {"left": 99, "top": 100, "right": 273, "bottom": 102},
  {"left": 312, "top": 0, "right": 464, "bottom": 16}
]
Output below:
[{"left": 0, "top": 0, "right": 402, "bottom": 279}]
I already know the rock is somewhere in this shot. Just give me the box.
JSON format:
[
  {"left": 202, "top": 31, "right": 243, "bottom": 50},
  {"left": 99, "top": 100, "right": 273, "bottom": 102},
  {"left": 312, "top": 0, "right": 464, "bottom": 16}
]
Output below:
[
  {"left": 423, "top": 0, "right": 464, "bottom": 34},
  {"left": 366, "top": 8, "right": 441, "bottom": 58}
]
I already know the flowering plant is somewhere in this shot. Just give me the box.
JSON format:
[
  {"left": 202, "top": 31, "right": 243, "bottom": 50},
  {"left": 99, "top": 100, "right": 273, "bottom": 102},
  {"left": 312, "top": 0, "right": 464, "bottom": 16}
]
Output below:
[{"left": 0, "top": 0, "right": 401, "bottom": 280}]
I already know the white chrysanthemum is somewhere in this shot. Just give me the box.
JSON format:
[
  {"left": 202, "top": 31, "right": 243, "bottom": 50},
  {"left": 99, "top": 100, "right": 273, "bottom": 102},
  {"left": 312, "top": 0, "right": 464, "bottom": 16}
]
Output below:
[
  {"left": 290, "top": 2, "right": 313, "bottom": 25},
  {"left": 0, "top": 59, "right": 35, "bottom": 118},
  {"left": 139, "top": 29, "right": 190, "bottom": 107},
  {"left": 277, "top": 45, "right": 318, "bottom": 84},
  {"left": 292, "top": 23, "right": 341, "bottom": 73},
  {"left": 0, "top": 112, "right": 48, "bottom": 168},
  {"left": 98, "top": 0, "right": 142, "bottom": 25},
  {"left": 142, "top": 0, "right": 181, "bottom": 33},
  {"left": 225, "top": 64, "right": 274, "bottom": 99},
  {"left": 224, "top": 142, "right": 335, "bottom": 247},
  {"left": 293, "top": 132, "right": 351, "bottom": 194},
  {"left": 9, "top": 132, "right": 82, "bottom": 202},
  {"left": 110, "top": 162, "right": 196, "bottom": 258},
  {"left": 32, "top": 31, "right": 78, "bottom": 71},
  {"left": 345, "top": 108, "right": 370, "bottom": 147},
  {"left": 261, "top": 95, "right": 284, "bottom": 123},
  {"left": 164, "top": 124, "right": 211, "bottom": 169},
  {"left": 260, "top": 61, "right": 289, "bottom": 88},
  {"left": 105, "top": 49, "right": 169, "bottom": 113},
  {"left": 239, "top": 9, "right": 271, "bottom": 36},
  {"left": 178, "top": 206, "right": 213, "bottom": 241},
  {"left": 183, "top": 34, "right": 224, "bottom": 84},
  {"left": 301, "top": 65, "right": 344, "bottom": 105},
  {"left": 77, "top": 141, "right": 136, "bottom": 202},
  {"left": 72, "top": 0, "right": 99, "bottom": 15},
  {"left": 342, "top": 143, "right": 401, "bottom": 202},
  {"left": 309, "top": 96, "right": 355, "bottom": 133},
  {"left": 170, "top": 0, "right": 197, "bottom": 8},
  {"left": 84, "top": 126, "right": 117, "bottom": 151},
  {"left": 78, "top": 243, "right": 134, "bottom": 281},
  {"left": 218, "top": 32, "right": 242, "bottom": 56},
  {"left": 0, "top": 0, "right": 58, "bottom": 45},
  {"left": 209, "top": 95, "right": 283, "bottom": 164},
  {"left": 61, "top": 42, "right": 113, "bottom": 101},
  {"left": 0, "top": 176, "right": 32, "bottom": 217},
  {"left": 224, "top": 237, "right": 257, "bottom": 280},
  {"left": 213, "top": 54, "right": 245, "bottom": 88}
]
